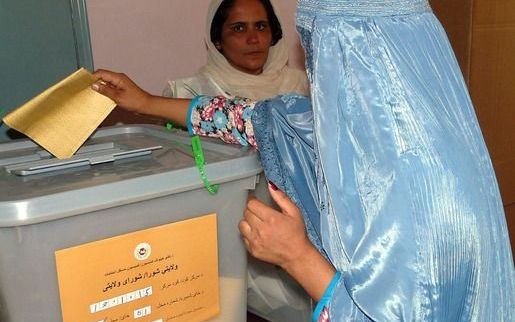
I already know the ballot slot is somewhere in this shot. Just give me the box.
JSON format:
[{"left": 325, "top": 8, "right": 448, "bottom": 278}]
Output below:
[
  {"left": 0, "top": 142, "right": 115, "bottom": 167},
  {"left": 2, "top": 142, "right": 162, "bottom": 176},
  {"left": 0, "top": 153, "right": 42, "bottom": 167}
]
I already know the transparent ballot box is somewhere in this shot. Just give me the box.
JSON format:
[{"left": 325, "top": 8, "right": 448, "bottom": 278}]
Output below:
[{"left": 0, "top": 125, "right": 262, "bottom": 322}]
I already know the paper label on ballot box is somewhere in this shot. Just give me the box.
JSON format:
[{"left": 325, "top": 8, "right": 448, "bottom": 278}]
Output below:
[{"left": 55, "top": 213, "right": 220, "bottom": 322}]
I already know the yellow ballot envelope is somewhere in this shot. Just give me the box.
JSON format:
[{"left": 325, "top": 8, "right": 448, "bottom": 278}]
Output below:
[
  {"left": 2, "top": 68, "right": 116, "bottom": 159},
  {"left": 55, "top": 213, "right": 220, "bottom": 322}
]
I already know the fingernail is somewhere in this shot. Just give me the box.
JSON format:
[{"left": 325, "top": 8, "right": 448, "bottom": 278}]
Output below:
[
  {"left": 268, "top": 181, "right": 278, "bottom": 191},
  {"left": 91, "top": 83, "right": 99, "bottom": 91}
]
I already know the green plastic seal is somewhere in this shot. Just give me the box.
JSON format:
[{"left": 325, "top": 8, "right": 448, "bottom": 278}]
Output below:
[{"left": 191, "top": 135, "right": 219, "bottom": 195}]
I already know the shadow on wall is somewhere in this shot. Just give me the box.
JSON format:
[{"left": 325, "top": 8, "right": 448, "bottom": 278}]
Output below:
[{"left": 100, "top": 108, "right": 165, "bottom": 127}]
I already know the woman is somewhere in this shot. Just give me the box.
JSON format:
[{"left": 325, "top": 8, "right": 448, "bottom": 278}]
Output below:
[
  {"left": 92, "top": 0, "right": 514, "bottom": 321},
  {"left": 164, "top": 0, "right": 308, "bottom": 100},
  {"left": 242, "top": 0, "right": 515, "bottom": 321}
]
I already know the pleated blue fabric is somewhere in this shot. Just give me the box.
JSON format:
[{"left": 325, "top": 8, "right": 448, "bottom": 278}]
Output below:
[{"left": 252, "top": 1, "right": 514, "bottom": 321}]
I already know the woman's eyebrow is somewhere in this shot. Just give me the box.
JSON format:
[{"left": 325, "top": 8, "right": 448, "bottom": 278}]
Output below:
[
  {"left": 227, "top": 21, "right": 247, "bottom": 25},
  {"left": 226, "top": 19, "right": 269, "bottom": 25}
]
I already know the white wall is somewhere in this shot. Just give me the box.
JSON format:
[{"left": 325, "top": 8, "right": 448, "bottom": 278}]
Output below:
[{"left": 86, "top": 0, "right": 304, "bottom": 95}]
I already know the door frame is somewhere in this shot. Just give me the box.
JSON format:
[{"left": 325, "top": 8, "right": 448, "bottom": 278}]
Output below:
[{"left": 71, "top": 0, "right": 94, "bottom": 70}]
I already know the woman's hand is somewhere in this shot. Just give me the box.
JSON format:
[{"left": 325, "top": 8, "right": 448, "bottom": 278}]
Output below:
[
  {"left": 240, "top": 182, "right": 337, "bottom": 301},
  {"left": 239, "top": 182, "right": 312, "bottom": 268},
  {"left": 91, "top": 69, "right": 152, "bottom": 114},
  {"left": 91, "top": 69, "right": 191, "bottom": 128}
]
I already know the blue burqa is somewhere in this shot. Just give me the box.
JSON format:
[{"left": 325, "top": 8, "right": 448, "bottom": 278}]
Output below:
[{"left": 251, "top": 1, "right": 514, "bottom": 321}]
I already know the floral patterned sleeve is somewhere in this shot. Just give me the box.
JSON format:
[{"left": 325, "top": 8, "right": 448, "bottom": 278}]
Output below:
[{"left": 187, "top": 95, "right": 257, "bottom": 147}]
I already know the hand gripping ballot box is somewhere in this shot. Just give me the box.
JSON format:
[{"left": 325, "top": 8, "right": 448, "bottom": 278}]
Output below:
[{"left": 0, "top": 125, "right": 262, "bottom": 322}]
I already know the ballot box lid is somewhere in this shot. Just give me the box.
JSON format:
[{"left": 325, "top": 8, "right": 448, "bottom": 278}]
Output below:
[{"left": 0, "top": 125, "right": 262, "bottom": 227}]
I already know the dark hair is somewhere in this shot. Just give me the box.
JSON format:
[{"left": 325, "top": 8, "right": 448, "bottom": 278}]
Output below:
[{"left": 210, "top": 0, "right": 283, "bottom": 47}]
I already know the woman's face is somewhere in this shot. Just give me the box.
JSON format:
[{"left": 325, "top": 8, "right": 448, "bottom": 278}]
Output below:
[{"left": 216, "top": 0, "right": 273, "bottom": 75}]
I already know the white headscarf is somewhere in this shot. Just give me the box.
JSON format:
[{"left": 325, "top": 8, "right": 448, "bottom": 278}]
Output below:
[{"left": 165, "top": 0, "right": 308, "bottom": 100}]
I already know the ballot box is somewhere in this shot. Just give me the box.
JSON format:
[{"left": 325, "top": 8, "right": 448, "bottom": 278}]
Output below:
[{"left": 0, "top": 125, "right": 262, "bottom": 322}]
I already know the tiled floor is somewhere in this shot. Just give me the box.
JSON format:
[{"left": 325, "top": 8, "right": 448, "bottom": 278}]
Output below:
[{"left": 247, "top": 311, "right": 269, "bottom": 322}]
